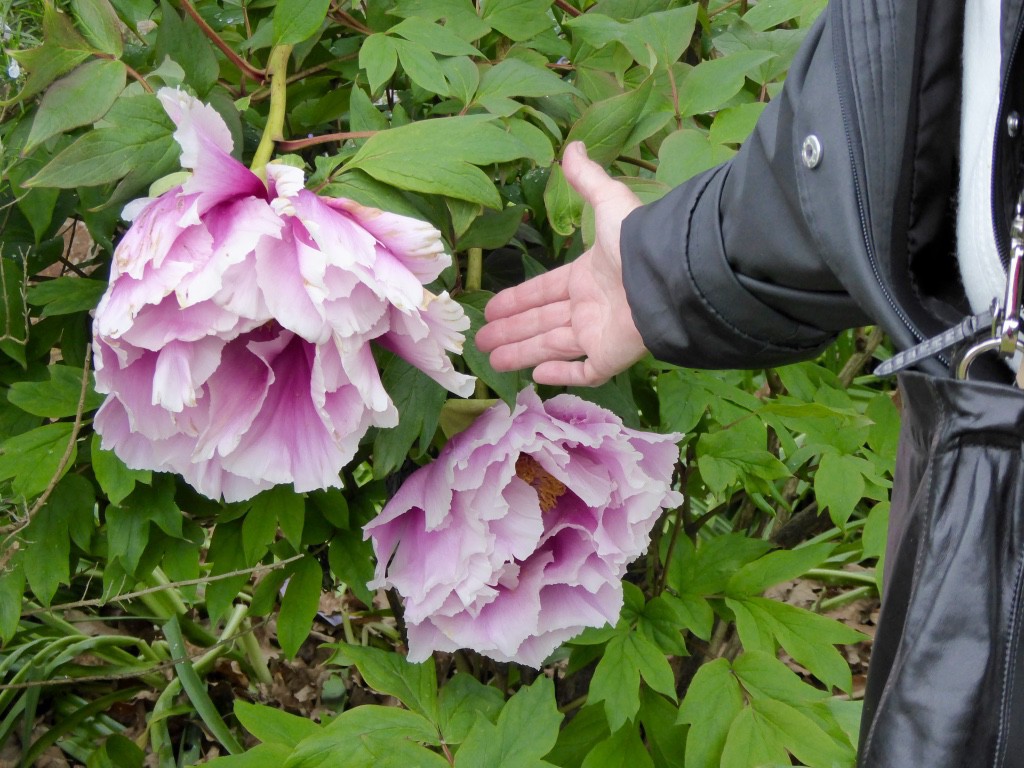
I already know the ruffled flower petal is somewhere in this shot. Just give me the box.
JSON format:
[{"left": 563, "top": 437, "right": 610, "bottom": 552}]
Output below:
[{"left": 365, "top": 388, "right": 682, "bottom": 666}]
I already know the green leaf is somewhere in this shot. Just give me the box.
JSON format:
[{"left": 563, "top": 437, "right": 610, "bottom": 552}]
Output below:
[
  {"left": 656, "top": 128, "right": 735, "bottom": 187},
  {"left": 273, "top": 0, "right": 331, "bottom": 45},
  {"left": 234, "top": 701, "right": 321, "bottom": 747},
  {"left": 4, "top": 5, "right": 93, "bottom": 104},
  {"left": 91, "top": 434, "right": 151, "bottom": 505},
  {"left": 194, "top": 744, "right": 295, "bottom": 768},
  {"left": 278, "top": 555, "right": 323, "bottom": 658},
  {"left": 862, "top": 501, "right": 889, "bottom": 560},
  {"left": 442, "top": 56, "right": 481, "bottom": 105},
  {"left": 662, "top": 593, "right": 714, "bottom": 641},
  {"left": 814, "top": 452, "right": 866, "bottom": 528},
  {"left": 477, "top": 58, "right": 578, "bottom": 103},
  {"left": 677, "top": 658, "right": 744, "bottom": 768},
  {"left": 359, "top": 34, "right": 399, "bottom": 94},
  {"left": 454, "top": 676, "right": 562, "bottom": 767},
  {"left": 719, "top": 706, "right": 790, "bottom": 768},
  {"left": 753, "top": 698, "right": 856, "bottom": 767},
  {"left": 348, "top": 116, "right": 532, "bottom": 208},
  {"left": 249, "top": 485, "right": 305, "bottom": 552},
  {"left": 458, "top": 205, "right": 526, "bottom": 250},
  {"left": 0, "top": 422, "right": 75, "bottom": 499},
  {"left": 327, "top": 529, "right": 376, "bottom": 607},
  {"left": 25, "top": 59, "right": 126, "bottom": 153},
  {"left": 117, "top": 478, "right": 182, "bottom": 538},
  {"left": 72, "top": 0, "right": 124, "bottom": 55},
  {"left": 581, "top": 724, "right": 654, "bottom": 768},
  {"left": 627, "top": 6, "right": 699, "bottom": 69},
  {"left": 564, "top": 81, "right": 653, "bottom": 166},
  {"left": 393, "top": 38, "right": 449, "bottom": 95},
  {"left": 543, "top": 162, "right": 584, "bottom": 236},
  {"left": 0, "top": 258, "right": 28, "bottom": 366},
  {"left": 0, "top": 561, "right": 25, "bottom": 643},
  {"left": 728, "top": 597, "right": 866, "bottom": 692},
  {"left": 696, "top": 417, "right": 790, "bottom": 495},
  {"left": 86, "top": 734, "right": 145, "bottom": 768},
  {"left": 22, "top": 498, "right": 72, "bottom": 605},
  {"left": 589, "top": 632, "right": 642, "bottom": 731},
  {"left": 8, "top": 364, "right": 102, "bottom": 418},
  {"left": 390, "top": 17, "right": 480, "bottom": 56},
  {"left": 482, "top": 0, "right": 555, "bottom": 41},
  {"left": 866, "top": 393, "right": 900, "bottom": 461},
  {"left": 339, "top": 644, "right": 438, "bottom": 720},
  {"left": 104, "top": 506, "right": 150, "bottom": 574},
  {"left": 742, "top": 0, "right": 808, "bottom": 31},
  {"left": 285, "top": 707, "right": 445, "bottom": 768},
  {"left": 155, "top": 0, "right": 220, "bottom": 96},
  {"left": 27, "top": 94, "right": 175, "bottom": 189},
  {"left": 372, "top": 355, "right": 446, "bottom": 478},
  {"left": 677, "top": 51, "right": 775, "bottom": 117},
  {"left": 638, "top": 687, "right": 687, "bottom": 768},
  {"left": 437, "top": 673, "right": 506, "bottom": 744},
  {"left": 709, "top": 102, "right": 768, "bottom": 145},
  {"left": 726, "top": 541, "right": 835, "bottom": 597},
  {"left": 677, "top": 532, "right": 774, "bottom": 596},
  {"left": 657, "top": 370, "right": 713, "bottom": 434},
  {"left": 732, "top": 650, "right": 830, "bottom": 703},
  {"left": 636, "top": 594, "right": 689, "bottom": 656},
  {"left": 458, "top": 293, "right": 524, "bottom": 404},
  {"left": 27, "top": 276, "right": 107, "bottom": 318}
]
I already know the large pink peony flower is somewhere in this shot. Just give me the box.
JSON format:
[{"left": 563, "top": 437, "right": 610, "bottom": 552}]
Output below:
[
  {"left": 92, "top": 88, "right": 474, "bottom": 502},
  {"left": 364, "top": 388, "right": 682, "bottom": 667}
]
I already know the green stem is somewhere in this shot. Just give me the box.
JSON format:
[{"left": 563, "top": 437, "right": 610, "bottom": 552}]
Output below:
[
  {"left": 817, "top": 584, "right": 876, "bottom": 613},
  {"left": 239, "top": 618, "right": 273, "bottom": 686},
  {"left": 250, "top": 44, "right": 294, "bottom": 178},
  {"left": 466, "top": 247, "right": 483, "bottom": 292},
  {"left": 805, "top": 568, "right": 879, "bottom": 588}
]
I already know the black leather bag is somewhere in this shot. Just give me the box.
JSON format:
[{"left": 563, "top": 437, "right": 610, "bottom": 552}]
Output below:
[{"left": 858, "top": 371, "right": 1024, "bottom": 766}]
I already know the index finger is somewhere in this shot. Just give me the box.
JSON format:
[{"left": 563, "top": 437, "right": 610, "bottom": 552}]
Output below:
[{"left": 483, "top": 262, "right": 572, "bottom": 322}]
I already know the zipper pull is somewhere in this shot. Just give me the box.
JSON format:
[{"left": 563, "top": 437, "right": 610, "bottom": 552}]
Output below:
[{"left": 874, "top": 307, "right": 994, "bottom": 377}]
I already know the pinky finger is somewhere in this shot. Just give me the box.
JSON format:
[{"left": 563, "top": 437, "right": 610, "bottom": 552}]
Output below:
[{"left": 532, "top": 359, "right": 611, "bottom": 388}]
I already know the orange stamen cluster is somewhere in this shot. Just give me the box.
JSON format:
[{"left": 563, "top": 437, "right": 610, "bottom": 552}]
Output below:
[{"left": 515, "top": 453, "right": 568, "bottom": 513}]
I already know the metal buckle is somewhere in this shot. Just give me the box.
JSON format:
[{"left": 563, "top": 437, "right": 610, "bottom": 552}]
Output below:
[{"left": 957, "top": 194, "right": 1024, "bottom": 380}]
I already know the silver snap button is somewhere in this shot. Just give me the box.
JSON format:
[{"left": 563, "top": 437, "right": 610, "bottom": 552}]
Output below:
[
  {"left": 801, "top": 135, "right": 822, "bottom": 168},
  {"left": 1009, "top": 111, "right": 1021, "bottom": 137}
]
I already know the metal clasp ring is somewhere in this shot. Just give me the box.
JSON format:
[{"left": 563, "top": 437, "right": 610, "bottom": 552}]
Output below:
[{"left": 956, "top": 336, "right": 1024, "bottom": 380}]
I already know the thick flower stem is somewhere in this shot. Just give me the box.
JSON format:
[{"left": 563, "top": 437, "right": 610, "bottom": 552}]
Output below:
[
  {"left": 466, "top": 247, "right": 483, "bottom": 292},
  {"left": 250, "top": 44, "right": 294, "bottom": 178}
]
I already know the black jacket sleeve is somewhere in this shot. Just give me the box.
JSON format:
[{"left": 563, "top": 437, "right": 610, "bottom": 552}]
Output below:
[{"left": 621, "top": 9, "right": 872, "bottom": 370}]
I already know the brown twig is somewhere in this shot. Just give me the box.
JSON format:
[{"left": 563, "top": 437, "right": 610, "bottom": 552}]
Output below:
[
  {"left": 838, "top": 326, "right": 886, "bottom": 388},
  {"left": 330, "top": 7, "right": 372, "bottom": 35},
  {"left": 615, "top": 155, "right": 658, "bottom": 173}
]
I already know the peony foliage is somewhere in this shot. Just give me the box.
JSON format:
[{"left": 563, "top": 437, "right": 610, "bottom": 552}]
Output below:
[{"left": 0, "top": 1, "right": 890, "bottom": 766}]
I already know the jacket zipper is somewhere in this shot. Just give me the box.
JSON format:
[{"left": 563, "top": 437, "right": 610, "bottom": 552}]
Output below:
[{"left": 831, "top": 11, "right": 929, "bottom": 352}]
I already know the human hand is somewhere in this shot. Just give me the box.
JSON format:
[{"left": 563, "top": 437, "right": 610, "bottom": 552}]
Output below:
[{"left": 476, "top": 142, "right": 647, "bottom": 387}]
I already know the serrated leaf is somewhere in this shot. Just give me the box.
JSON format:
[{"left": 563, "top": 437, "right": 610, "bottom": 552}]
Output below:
[
  {"left": 677, "top": 658, "right": 744, "bottom": 768},
  {"left": 25, "top": 59, "right": 126, "bottom": 153},
  {"left": 339, "top": 644, "right": 438, "bottom": 720},
  {"left": 8, "top": 364, "right": 102, "bottom": 418},
  {"left": 234, "top": 701, "right": 321, "bottom": 747},
  {"left": 72, "top": 0, "right": 123, "bottom": 55},
  {"left": 0, "top": 422, "right": 75, "bottom": 499},
  {"left": 726, "top": 541, "right": 834, "bottom": 597},
  {"left": 273, "top": 0, "right": 331, "bottom": 45}
]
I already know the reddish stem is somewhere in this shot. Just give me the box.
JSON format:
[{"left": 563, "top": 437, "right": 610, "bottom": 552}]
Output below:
[
  {"left": 276, "top": 130, "right": 379, "bottom": 152},
  {"left": 177, "top": 0, "right": 266, "bottom": 82},
  {"left": 553, "top": 0, "right": 582, "bottom": 16}
]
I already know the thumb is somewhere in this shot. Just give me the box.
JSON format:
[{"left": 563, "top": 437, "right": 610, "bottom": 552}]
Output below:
[{"left": 562, "top": 141, "right": 629, "bottom": 208}]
